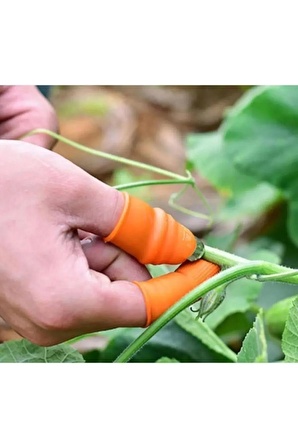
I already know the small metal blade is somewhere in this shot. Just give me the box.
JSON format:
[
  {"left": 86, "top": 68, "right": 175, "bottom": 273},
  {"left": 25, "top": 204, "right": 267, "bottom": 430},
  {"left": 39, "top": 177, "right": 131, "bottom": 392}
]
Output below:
[{"left": 187, "top": 238, "right": 205, "bottom": 261}]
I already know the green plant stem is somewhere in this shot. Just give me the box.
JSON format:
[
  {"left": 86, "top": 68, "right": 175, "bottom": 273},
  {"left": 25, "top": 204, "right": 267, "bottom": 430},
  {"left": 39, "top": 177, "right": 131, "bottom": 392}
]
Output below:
[
  {"left": 203, "top": 245, "right": 298, "bottom": 282},
  {"left": 23, "top": 128, "right": 188, "bottom": 181},
  {"left": 24, "top": 128, "right": 214, "bottom": 222},
  {"left": 203, "top": 245, "right": 249, "bottom": 266},
  {"left": 251, "top": 271, "right": 298, "bottom": 282},
  {"left": 114, "top": 262, "right": 262, "bottom": 363},
  {"left": 169, "top": 184, "right": 213, "bottom": 221},
  {"left": 23, "top": 128, "right": 221, "bottom": 225},
  {"left": 114, "top": 259, "right": 298, "bottom": 363},
  {"left": 114, "top": 179, "right": 193, "bottom": 191}
]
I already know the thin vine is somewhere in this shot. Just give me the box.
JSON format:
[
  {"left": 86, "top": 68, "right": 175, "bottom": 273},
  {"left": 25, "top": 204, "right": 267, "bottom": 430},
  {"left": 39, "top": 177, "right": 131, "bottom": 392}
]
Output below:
[{"left": 22, "top": 128, "right": 214, "bottom": 223}]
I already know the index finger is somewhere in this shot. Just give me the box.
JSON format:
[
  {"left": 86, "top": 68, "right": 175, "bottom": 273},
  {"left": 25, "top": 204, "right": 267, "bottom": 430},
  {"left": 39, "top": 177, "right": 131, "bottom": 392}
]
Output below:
[{"left": 104, "top": 192, "right": 197, "bottom": 265}]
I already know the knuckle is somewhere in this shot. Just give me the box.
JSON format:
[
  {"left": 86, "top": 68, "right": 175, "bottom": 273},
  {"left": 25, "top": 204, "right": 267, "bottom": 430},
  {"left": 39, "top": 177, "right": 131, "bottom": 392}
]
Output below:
[{"left": 46, "top": 103, "right": 59, "bottom": 132}]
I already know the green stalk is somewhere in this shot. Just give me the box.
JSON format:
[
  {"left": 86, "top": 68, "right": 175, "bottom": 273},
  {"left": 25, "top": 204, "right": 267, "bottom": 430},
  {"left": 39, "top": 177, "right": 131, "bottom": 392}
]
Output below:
[
  {"left": 115, "top": 259, "right": 298, "bottom": 363},
  {"left": 251, "top": 271, "right": 298, "bottom": 282},
  {"left": 203, "top": 245, "right": 298, "bottom": 282},
  {"left": 23, "top": 128, "right": 212, "bottom": 222},
  {"left": 23, "top": 128, "right": 187, "bottom": 181},
  {"left": 114, "top": 262, "right": 262, "bottom": 363},
  {"left": 114, "top": 178, "right": 193, "bottom": 191},
  {"left": 203, "top": 245, "right": 250, "bottom": 266}
]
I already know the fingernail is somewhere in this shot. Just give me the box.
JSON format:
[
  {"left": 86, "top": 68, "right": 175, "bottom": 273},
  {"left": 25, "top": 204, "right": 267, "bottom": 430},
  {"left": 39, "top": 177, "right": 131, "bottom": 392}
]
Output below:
[{"left": 81, "top": 237, "right": 93, "bottom": 246}]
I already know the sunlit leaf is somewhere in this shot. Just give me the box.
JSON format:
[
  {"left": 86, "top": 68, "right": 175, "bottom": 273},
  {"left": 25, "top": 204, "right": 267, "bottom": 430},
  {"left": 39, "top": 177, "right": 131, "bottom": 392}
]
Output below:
[{"left": 237, "top": 310, "right": 268, "bottom": 362}]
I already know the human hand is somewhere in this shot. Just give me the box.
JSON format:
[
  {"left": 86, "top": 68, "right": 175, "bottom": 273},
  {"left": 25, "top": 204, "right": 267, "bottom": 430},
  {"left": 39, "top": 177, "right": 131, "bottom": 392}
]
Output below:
[
  {"left": 0, "top": 85, "right": 58, "bottom": 149},
  {"left": 0, "top": 140, "right": 219, "bottom": 346}
]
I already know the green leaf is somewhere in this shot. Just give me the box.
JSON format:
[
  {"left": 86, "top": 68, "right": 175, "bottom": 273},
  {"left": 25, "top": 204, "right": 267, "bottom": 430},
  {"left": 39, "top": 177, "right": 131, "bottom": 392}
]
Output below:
[
  {"left": 266, "top": 296, "right": 297, "bottom": 339},
  {"left": 223, "top": 85, "right": 298, "bottom": 185},
  {"left": 215, "top": 312, "right": 253, "bottom": 340},
  {"left": 86, "top": 321, "right": 230, "bottom": 363},
  {"left": 0, "top": 339, "right": 85, "bottom": 363},
  {"left": 186, "top": 131, "right": 256, "bottom": 195},
  {"left": 223, "top": 85, "right": 298, "bottom": 245},
  {"left": 288, "top": 193, "right": 298, "bottom": 247},
  {"left": 156, "top": 357, "right": 180, "bottom": 363},
  {"left": 237, "top": 310, "right": 268, "bottom": 363},
  {"left": 186, "top": 131, "right": 280, "bottom": 223},
  {"left": 218, "top": 183, "right": 281, "bottom": 222},
  {"left": 205, "top": 278, "right": 262, "bottom": 330},
  {"left": 175, "top": 309, "right": 237, "bottom": 362},
  {"left": 282, "top": 296, "right": 298, "bottom": 362}
]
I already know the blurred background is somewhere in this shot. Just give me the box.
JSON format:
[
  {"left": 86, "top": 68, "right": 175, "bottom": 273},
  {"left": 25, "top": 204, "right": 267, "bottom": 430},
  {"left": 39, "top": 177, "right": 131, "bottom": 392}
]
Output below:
[{"left": 45, "top": 85, "right": 247, "bottom": 233}]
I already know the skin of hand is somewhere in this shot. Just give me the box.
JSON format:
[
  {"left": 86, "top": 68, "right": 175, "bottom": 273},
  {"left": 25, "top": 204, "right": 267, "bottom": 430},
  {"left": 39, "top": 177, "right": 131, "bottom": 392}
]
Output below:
[
  {"left": 0, "top": 87, "right": 219, "bottom": 346},
  {"left": 0, "top": 140, "right": 151, "bottom": 346},
  {"left": 0, "top": 85, "right": 58, "bottom": 149}
]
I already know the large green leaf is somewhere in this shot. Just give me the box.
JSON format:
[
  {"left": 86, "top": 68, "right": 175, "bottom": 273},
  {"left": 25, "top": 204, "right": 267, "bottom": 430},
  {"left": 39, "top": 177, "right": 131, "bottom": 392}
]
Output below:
[
  {"left": 83, "top": 321, "right": 230, "bottom": 363},
  {"left": 223, "top": 85, "right": 298, "bottom": 245},
  {"left": 282, "top": 296, "right": 298, "bottom": 362},
  {"left": 186, "top": 130, "right": 280, "bottom": 223},
  {"left": 237, "top": 310, "right": 268, "bottom": 362},
  {"left": 175, "top": 309, "right": 237, "bottom": 362},
  {"left": 0, "top": 339, "right": 85, "bottom": 363},
  {"left": 223, "top": 85, "right": 298, "bottom": 184},
  {"left": 186, "top": 131, "right": 256, "bottom": 195}
]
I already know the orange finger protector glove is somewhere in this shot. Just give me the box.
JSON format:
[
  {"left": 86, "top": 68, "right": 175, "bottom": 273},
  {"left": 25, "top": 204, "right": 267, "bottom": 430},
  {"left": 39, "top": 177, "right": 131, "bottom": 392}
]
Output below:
[
  {"left": 104, "top": 192, "right": 197, "bottom": 265},
  {"left": 134, "top": 259, "right": 221, "bottom": 326}
]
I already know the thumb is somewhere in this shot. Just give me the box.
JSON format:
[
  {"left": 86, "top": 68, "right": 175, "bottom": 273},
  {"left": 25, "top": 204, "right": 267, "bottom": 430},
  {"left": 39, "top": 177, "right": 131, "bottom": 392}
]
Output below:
[{"left": 66, "top": 174, "right": 196, "bottom": 265}]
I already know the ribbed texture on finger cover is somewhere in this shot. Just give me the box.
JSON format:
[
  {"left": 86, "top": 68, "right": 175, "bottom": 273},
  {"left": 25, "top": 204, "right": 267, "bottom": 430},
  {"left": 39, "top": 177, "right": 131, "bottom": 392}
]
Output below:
[
  {"left": 134, "top": 259, "right": 221, "bottom": 326},
  {"left": 104, "top": 192, "right": 197, "bottom": 265}
]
